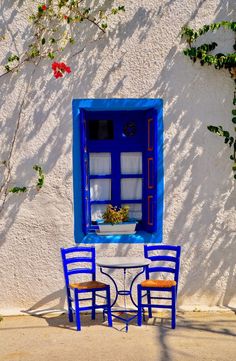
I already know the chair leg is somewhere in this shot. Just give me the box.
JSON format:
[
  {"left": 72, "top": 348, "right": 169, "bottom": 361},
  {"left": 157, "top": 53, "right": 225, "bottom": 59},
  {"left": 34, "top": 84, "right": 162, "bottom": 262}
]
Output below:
[
  {"left": 171, "top": 287, "right": 176, "bottom": 329},
  {"left": 67, "top": 289, "right": 73, "bottom": 322},
  {"left": 147, "top": 290, "right": 152, "bottom": 319},
  {"left": 106, "top": 287, "right": 113, "bottom": 327},
  {"left": 92, "top": 291, "right": 96, "bottom": 320},
  {"left": 74, "top": 289, "right": 81, "bottom": 331},
  {"left": 137, "top": 285, "right": 142, "bottom": 326}
]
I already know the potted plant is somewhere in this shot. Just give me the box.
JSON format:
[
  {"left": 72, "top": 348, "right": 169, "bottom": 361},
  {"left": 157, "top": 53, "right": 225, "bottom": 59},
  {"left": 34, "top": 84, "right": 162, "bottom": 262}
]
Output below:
[{"left": 96, "top": 205, "right": 137, "bottom": 235}]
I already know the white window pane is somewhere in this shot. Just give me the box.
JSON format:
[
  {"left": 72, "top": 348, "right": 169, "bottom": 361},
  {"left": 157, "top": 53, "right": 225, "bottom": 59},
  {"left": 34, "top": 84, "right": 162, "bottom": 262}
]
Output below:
[
  {"left": 90, "top": 179, "right": 111, "bottom": 201},
  {"left": 91, "top": 204, "right": 109, "bottom": 221},
  {"left": 121, "top": 178, "right": 142, "bottom": 200},
  {"left": 121, "top": 203, "right": 142, "bottom": 220},
  {"left": 121, "top": 152, "right": 142, "bottom": 174},
  {"left": 89, "top": 153, "right": 111, "bottom": 175}
]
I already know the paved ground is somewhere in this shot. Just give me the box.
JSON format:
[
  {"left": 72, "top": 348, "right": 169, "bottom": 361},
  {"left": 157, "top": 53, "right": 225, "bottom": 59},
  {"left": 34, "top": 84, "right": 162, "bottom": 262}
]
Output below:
[{"left": 0, "top": 311, "right": 236, "bottom": 361}]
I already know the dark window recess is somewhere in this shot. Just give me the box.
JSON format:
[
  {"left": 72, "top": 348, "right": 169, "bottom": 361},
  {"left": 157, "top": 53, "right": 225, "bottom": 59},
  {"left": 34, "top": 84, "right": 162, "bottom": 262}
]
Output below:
[
  {"left": 123, "top": 121, "right": 137, "bottom": 137},
  {"left": 88, "top": 119, "right": 114, "bottom": 140}
]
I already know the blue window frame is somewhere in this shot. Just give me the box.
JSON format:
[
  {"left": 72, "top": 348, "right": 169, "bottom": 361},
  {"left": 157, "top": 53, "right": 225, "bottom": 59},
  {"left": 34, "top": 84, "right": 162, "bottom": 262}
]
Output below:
[{"left": 72, "top": 99, "right": 164, "bottom": 244}]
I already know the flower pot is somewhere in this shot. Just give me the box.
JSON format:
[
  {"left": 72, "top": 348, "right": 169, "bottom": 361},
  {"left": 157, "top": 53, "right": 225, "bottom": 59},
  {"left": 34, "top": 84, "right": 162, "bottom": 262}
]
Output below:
[{"left": 96, "top": 220, "right": 137, "bottom": 235}]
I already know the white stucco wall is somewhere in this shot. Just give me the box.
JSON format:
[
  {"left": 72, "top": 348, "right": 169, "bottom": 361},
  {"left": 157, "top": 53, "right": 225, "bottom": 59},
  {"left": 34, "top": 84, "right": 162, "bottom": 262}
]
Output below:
[{"left": 0, "top": 0, "right": 235, "bottom": 315}]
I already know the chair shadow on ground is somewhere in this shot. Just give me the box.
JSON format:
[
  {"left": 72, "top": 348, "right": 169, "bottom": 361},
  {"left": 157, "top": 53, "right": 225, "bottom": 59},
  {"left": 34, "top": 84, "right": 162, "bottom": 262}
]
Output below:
[
  {"left": 21, "top": 310, "right": 114, "bottom": 332},
  {"left": 142, "top": 310, "right": 236, "bottom": 337}
]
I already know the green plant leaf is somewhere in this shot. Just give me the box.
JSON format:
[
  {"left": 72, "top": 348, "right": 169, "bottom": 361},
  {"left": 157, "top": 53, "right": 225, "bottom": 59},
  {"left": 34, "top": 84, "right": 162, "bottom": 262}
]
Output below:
[{"left": 9, "top": 186, "right": 27, "bottom": 193}]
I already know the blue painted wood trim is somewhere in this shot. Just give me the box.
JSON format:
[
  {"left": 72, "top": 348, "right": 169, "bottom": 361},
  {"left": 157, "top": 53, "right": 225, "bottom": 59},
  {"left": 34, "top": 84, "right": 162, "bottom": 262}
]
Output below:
[
  {"left": 72, "top": 98, "right": 164, "bottom": 244},
  {"left": 156, "top": 105, "right": 164, "bottom": 243},
  {"left": 80, "top": 231, "right": 162, "bottom": 244}
]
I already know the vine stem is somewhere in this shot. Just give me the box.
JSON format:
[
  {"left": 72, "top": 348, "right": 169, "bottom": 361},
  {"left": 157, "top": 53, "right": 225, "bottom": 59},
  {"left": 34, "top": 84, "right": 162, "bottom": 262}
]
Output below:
[{"left": 0, "top": 60, "right": 40, "bottom": 214}]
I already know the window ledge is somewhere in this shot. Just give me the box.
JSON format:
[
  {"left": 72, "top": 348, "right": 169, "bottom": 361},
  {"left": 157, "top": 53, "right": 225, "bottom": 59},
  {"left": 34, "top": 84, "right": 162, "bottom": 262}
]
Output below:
[{"left": 80, "top": 231, "right": 162, "bottom": 244}]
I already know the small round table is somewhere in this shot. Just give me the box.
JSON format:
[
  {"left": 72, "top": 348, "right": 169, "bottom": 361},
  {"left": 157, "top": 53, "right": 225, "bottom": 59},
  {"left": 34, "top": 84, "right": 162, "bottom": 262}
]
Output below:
[{"left": 96, "top": 257, "right": 150, "bottom": 331}]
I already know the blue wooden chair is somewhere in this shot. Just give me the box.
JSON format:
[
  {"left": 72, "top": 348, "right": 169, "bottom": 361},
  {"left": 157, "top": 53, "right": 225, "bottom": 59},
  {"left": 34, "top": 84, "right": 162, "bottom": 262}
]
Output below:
[
  {"left": 61, "top": 246, "right": 112, "bottom": 331},
  {"left": 137, "top": 245, "right": 181, "bottom": 329}
]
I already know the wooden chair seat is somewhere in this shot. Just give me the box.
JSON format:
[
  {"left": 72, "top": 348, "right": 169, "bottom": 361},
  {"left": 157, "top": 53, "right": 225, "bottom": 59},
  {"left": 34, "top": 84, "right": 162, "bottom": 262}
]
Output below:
[
  {"left": 141, "top": 279, "right": 176, "bottom": 288},
  {"left": 70, "top": 280, "right": 107, "bottom": 290}
]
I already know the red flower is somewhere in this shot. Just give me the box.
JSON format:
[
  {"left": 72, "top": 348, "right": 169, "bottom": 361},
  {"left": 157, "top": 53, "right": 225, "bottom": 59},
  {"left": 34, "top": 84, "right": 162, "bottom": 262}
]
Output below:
[
  {"left": 42, "top": 5, "right": 47, "bottom": 11},
  {"left": 64, "top": 15, "right": 68, "bottom": 20},
  {"left": 52, "top": 62, "right": 71, "bottom": 79}
]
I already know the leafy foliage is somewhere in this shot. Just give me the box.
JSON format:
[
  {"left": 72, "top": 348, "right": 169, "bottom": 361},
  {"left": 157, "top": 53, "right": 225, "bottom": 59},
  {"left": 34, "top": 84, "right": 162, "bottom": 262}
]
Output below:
[
  {"left": 33, "top": 165, "right": 45, "bottom": 190},
  {"left": 1, "top": 1, "right": 125, "bottom": 76},
  {"left": 8, "top": 165, "right": 45, "bottom": 195},
  {"left": 8, "top": 186, "right": 27, "bottom": 194},
  {"left": 182, "top": 21, "right": 236, "bottom": 180},
  {"left": 102, "top": 205, "right": 129, "bottom": 224}
]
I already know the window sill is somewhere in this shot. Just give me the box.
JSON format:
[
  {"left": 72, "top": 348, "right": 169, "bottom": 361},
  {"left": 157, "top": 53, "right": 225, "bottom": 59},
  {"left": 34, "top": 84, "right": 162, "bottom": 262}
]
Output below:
[{"left": 80, "top": 231, "right": 162, "bottom": 244}]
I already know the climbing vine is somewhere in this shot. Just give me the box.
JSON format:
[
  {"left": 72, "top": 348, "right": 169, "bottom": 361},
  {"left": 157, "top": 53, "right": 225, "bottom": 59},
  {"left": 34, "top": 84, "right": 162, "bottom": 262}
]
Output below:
[
  {"left": 181, "top": 21, "right": 236, "bottom": 180},
  {"left": 0, "top": 1, "right": 125, "bottom": 214},
  {"left": 1, "top": 1, "right": 125, "bottom": 79}
]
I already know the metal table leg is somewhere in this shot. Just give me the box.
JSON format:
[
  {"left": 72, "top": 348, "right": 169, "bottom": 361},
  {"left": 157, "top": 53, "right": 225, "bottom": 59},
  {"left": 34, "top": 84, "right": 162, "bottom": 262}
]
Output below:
[{"left": 100, "top": 266, "right": 146, "bottom": 331}]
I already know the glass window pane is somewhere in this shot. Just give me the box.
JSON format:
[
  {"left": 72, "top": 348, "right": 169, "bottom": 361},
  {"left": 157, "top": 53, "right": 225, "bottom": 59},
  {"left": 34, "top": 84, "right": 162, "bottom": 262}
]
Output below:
[
  {"left": 88, "top": 120, "right": 114, "bottom": 140},
  {"left": 121, "top": 203, "right": 142, "bottom": 220},
  {"left": 89, "top": 153, "right": 111, "bottom": 175},
  {"left": 121, "top": 152, "right": 142, "bottom": 174},
  {"left": 121, "top": 178, "right": 142, "bottom": 200},
  {"left": 91, "top": 204, "right": 109, "bottom": 221},
  {"left": 90, "top": 179, "right": 111, "bottom": 201}
]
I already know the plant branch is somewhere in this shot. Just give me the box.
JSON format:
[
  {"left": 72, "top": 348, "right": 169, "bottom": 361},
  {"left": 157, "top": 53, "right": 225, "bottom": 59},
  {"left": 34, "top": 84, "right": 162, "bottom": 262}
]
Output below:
[{"left": 0, "top": 60, "right": 40, "bottom": 214}]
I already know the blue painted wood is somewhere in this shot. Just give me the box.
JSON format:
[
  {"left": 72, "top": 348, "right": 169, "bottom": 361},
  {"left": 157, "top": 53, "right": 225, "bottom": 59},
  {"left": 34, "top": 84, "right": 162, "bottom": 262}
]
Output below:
[
  {"left": 65, "top": 257, "right": 93, "bottom": 264},
  {"left": 81, "top": 231, "right": 163, "bottom": 244},
  {"left": 137, "top": 244, "right": 181, "bottom": 329},
  {"left": 147, "top": 255, "right": 178, "bottom": 262},
  {"left": 61, "top": 246, "right": 112, "bottom": 331},
  {"left": 143, "top": 109, "right": 158, "bottom": 232},
  {"left": 80, "top": 109, "right": 90, "bottom": 234},
  {"left": 90, "top": 199, "right": 142, "bottom": 204},
  {"left": 72, "top": 99, "right": 164, "bottom": 244}
]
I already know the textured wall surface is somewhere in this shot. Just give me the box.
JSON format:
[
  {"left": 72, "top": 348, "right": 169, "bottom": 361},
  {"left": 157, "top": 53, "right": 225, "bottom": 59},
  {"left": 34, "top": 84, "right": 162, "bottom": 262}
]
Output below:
[{"left": 0, "top": 0, "right": 235, "bottom": 315}]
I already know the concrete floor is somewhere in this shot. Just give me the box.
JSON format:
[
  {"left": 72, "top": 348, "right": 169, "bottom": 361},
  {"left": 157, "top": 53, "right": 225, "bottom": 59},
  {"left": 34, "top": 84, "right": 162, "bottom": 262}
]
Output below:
[{"left": 0, "top": 311, "right": 236, "bottom": 361}]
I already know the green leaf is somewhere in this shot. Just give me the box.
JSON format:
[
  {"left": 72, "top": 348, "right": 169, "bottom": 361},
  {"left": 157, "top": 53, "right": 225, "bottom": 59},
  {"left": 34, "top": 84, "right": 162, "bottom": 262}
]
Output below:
[
  {"left": 101, "top": 23, "right": 108, "bottom": 30},
  {"left": 48, "top": 52, "right": 55, "bottom": 59},
  {"left": 9, "top": 186, "right": 27, "bottom": 193},
  {"left": 111, "top": 8, "right": 118, "bottom": 15},
  {"left": 229, "top": 137, "right": 234, "bottom": 147},
  {"left": 33, "top": 164, "right": 45, "bottom": 190}
]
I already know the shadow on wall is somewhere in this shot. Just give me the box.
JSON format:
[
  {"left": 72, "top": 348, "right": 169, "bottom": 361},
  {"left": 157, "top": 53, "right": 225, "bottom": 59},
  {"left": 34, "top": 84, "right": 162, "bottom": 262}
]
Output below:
[
  {"left": 22, "top": 288, "right": 66, "bottom": 315},
  {"left": 145, "top": 1, "right": 236, "bottom": 310},
  {"left": 0, "top": 0, "right": 236, "bottom": 320}
]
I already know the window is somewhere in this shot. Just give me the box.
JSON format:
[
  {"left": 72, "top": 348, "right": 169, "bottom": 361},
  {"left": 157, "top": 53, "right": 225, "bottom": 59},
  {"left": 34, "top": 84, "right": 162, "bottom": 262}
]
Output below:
[{"left": 72, "top": 99, "right": 163, "bottom": 243}]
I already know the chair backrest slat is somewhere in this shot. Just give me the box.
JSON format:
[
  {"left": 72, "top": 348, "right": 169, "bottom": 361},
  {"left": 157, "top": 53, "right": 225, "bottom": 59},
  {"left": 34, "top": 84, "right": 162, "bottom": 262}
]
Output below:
[
  {"left": 65, "top": 257, "right": 93, "bottom": 265},
  {"left": 144, "top": 245, "right": 181, "bottom": 289},
  {"left": 67, "top": 268, "right": 94, "bottom": 276},
  {"left": 62, "top": 246, "right": 94, "bottom": 254},
  {"left": 146, "top": 245, "right": 180, "bottom": 252},
  {"left": 148, "top": 266, "right": 176, "bottom": 274},
  {"left": 61, "top": 246, "right": 96, "bottom": 286},
  {"left": 148, "top": 255, "right": 177, "bottom": 263}
]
